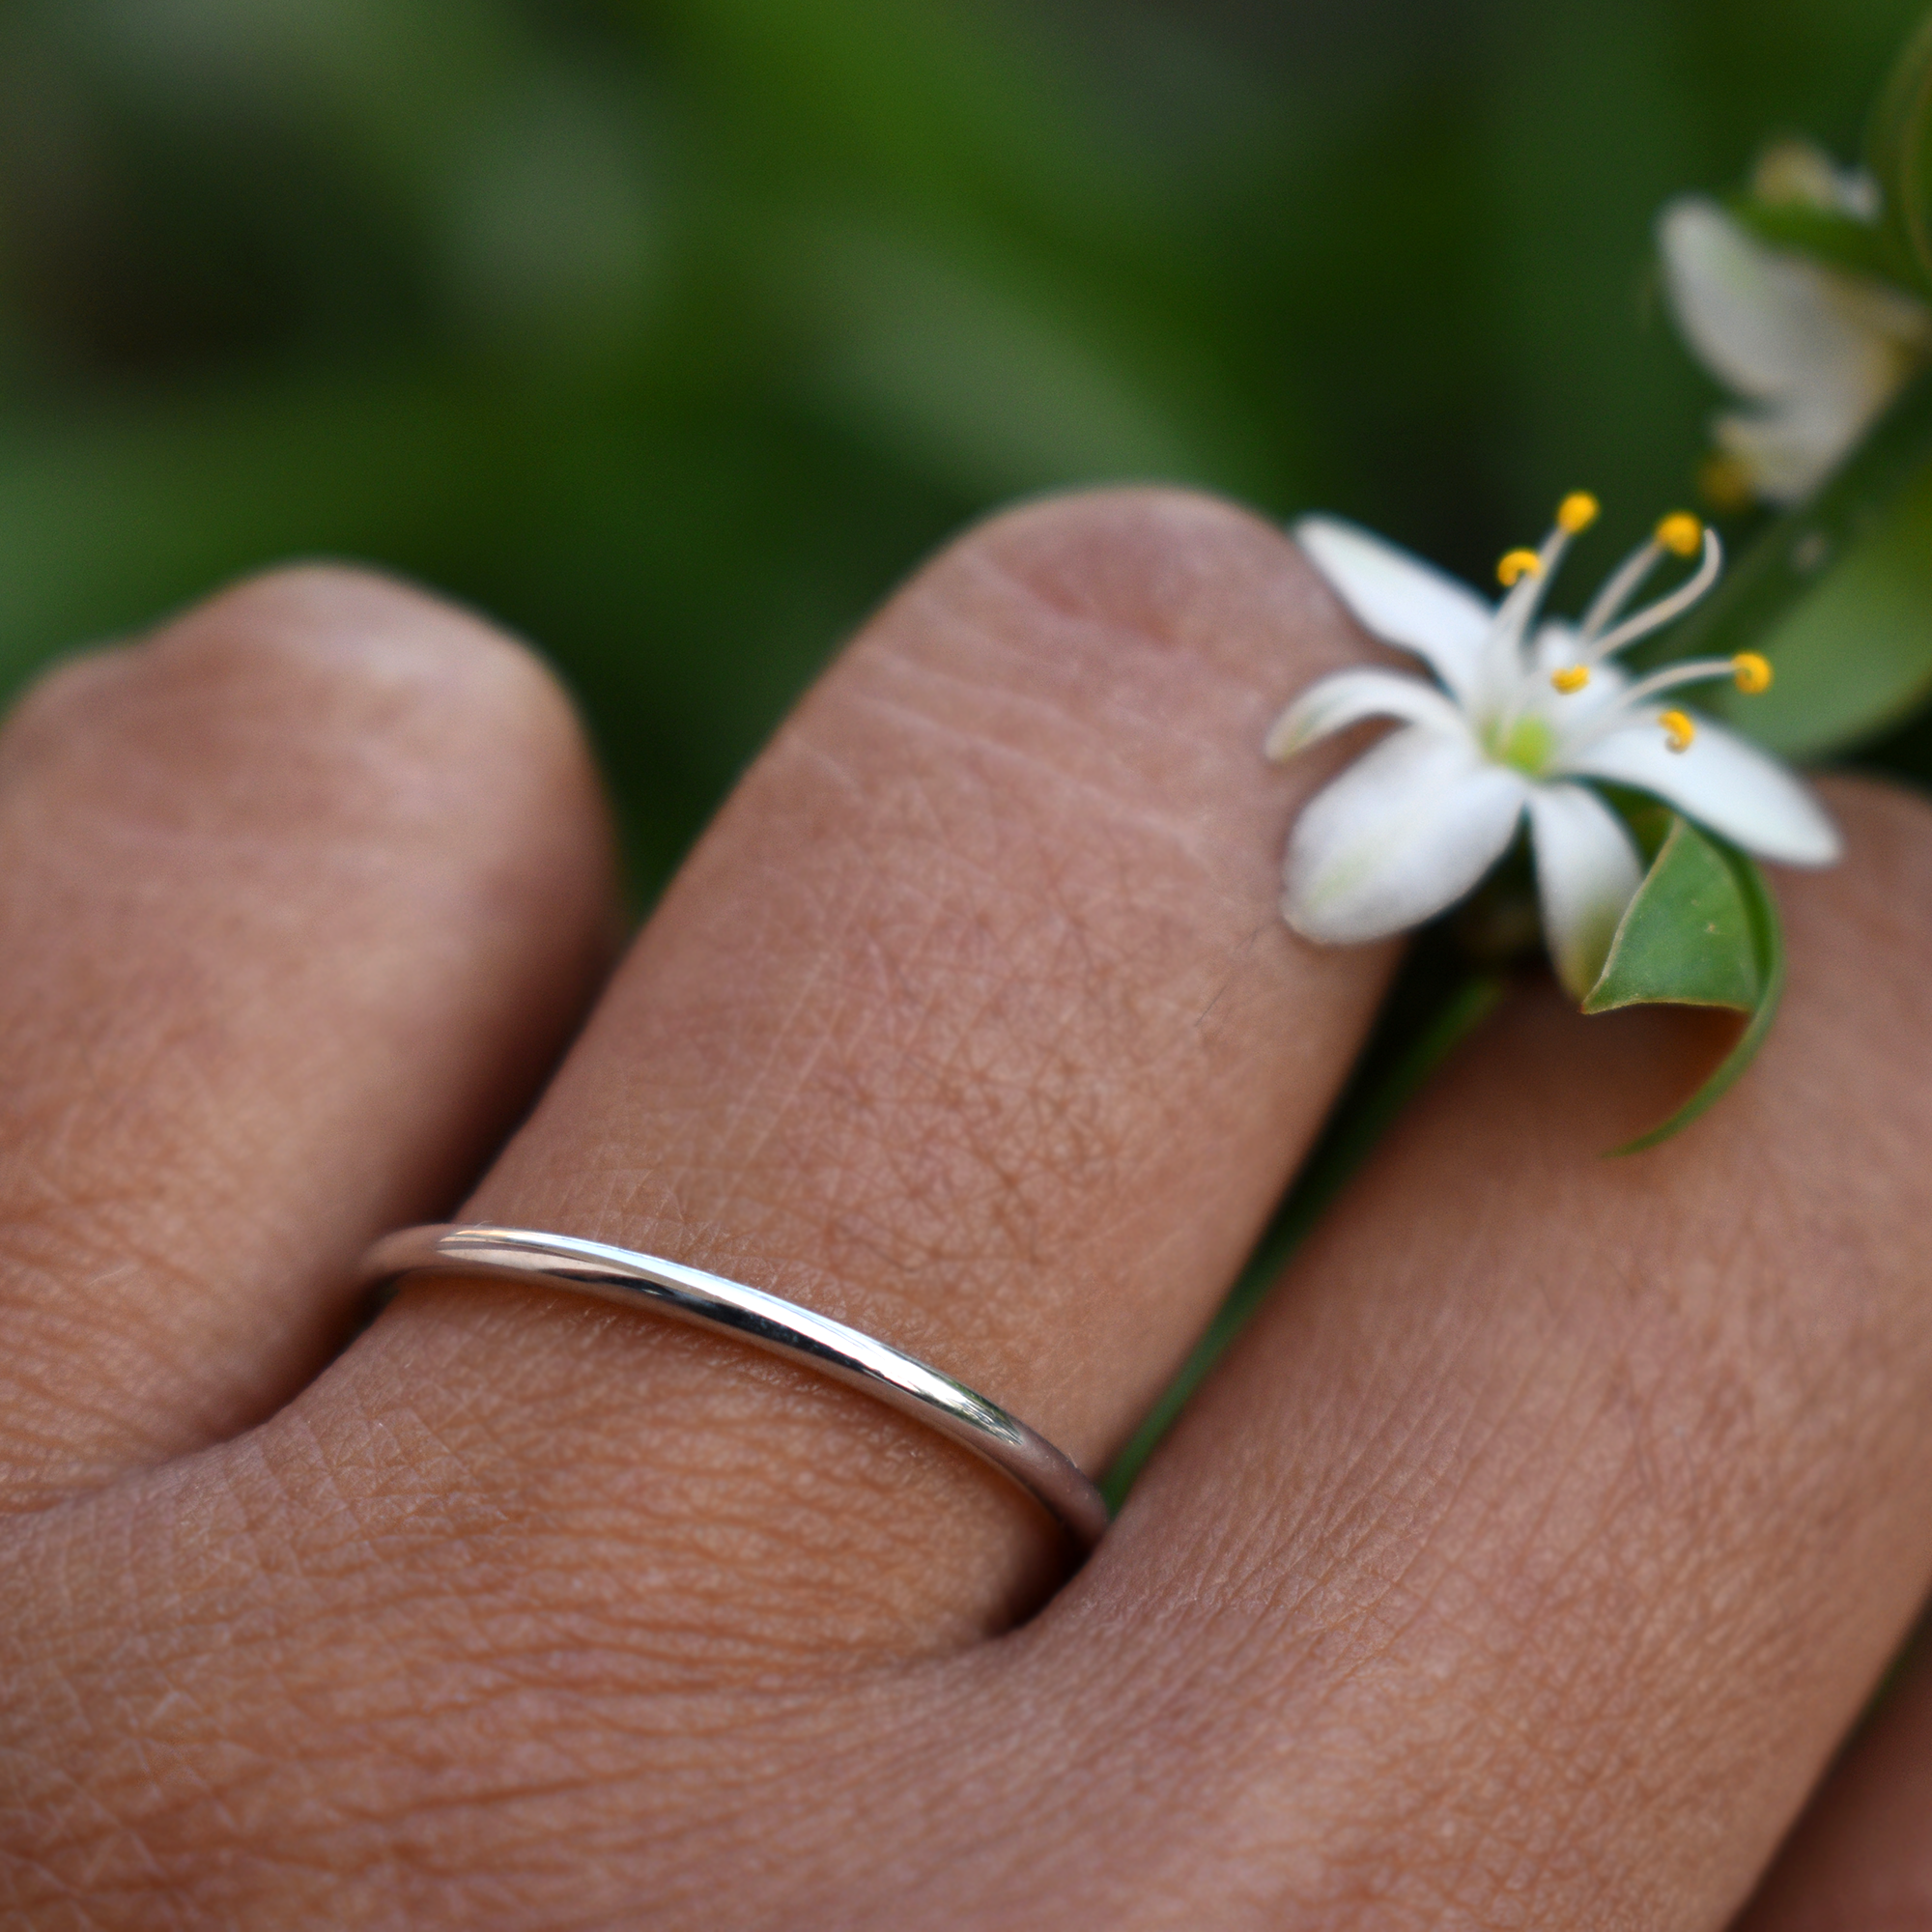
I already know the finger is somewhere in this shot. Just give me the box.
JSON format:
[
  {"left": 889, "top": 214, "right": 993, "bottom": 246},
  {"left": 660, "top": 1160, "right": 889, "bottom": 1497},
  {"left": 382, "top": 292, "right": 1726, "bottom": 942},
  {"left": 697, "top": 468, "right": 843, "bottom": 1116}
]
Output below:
[
  {"left": 1732, "top": 1637, "right": 1932, "bottom": 1930},
  {"left": 1064, "top": 777, "right": 1932, "bottom": 1928},
  {"left": 301, "top": 487, "right": 1396, "bottom": 1656},
  {"left": 0, "top": 568, "right": 615, "bottom": 1508}
]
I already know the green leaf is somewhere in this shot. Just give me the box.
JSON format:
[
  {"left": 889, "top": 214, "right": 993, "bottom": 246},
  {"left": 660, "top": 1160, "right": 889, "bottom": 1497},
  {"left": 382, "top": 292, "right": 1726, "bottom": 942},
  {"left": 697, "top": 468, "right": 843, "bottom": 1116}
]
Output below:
[
  {"left": 1729, "top": 199, "right": 1916, "bottom": 287},
  {"left": 1661, "top": 367, "right": 1932, "bottom": 756},
  {"left": 1584, "top": 817, "right": 1759, "bottom": 1013},
  {"left": 1582, "top": 818, "right": 1786, "bottom": 1154},
  {"left": 1866, "top": 6, "right": 1932, "bottom": 287}
]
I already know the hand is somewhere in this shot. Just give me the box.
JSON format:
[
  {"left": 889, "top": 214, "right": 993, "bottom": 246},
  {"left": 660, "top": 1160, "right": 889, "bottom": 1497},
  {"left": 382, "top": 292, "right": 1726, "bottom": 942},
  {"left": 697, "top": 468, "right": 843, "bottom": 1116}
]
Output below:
[{"left": 2, "top": 493, "right": 1929, "bottom": 1929}]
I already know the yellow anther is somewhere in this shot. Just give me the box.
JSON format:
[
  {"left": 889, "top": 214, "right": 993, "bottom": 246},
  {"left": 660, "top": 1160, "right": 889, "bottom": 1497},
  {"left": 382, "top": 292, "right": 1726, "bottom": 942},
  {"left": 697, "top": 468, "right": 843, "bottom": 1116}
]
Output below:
[
  {"left": 1497, "top": 548, "right": 1542, "bottom": 586},
  {"left": 1659, "top": 708, "right": 1696, "bottom": 753},
  {"left": 1732, "top": 651, "right": 1773, "bottom": 695},
  {"left": 1557, "top": 492, "right": 1600, "bottom": 533},
  {"left": 1656, "top": 512, "right": 1703, "bottom": 556},
  {"left": 1550, "top": 665, "right": 1591, "bottom": 694}
]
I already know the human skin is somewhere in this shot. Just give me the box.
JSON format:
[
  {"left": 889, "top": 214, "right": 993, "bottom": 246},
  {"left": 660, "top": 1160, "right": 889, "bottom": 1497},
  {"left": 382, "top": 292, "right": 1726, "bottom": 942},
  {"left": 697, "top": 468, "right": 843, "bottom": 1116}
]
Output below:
[{"left": 0, "top": 489, "right": 1929, "bottom": 1928}]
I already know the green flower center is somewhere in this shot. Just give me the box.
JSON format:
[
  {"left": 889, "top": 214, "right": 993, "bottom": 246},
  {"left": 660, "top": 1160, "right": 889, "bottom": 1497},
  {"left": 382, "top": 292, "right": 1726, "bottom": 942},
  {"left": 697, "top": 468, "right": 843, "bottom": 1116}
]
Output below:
[{"left": 1493, "top": 713, "right": 1555, "bottom": 776}]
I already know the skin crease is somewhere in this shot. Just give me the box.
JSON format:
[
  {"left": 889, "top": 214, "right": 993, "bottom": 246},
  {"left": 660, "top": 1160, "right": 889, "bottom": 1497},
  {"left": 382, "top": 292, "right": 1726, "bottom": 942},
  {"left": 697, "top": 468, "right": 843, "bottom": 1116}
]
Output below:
[
  {"left": 0, "top": 491, "right": 1930, "bottom": 1929},
  {"left": 1733, "top": 1641, "right": 1932, "bottom": 1930}
]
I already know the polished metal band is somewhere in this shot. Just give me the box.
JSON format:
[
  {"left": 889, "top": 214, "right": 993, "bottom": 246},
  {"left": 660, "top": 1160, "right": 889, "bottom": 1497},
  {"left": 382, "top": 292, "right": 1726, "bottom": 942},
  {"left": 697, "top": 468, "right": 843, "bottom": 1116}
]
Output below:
[{"left": 357, "top": 1224, "right": 1109, "bottom": 1551}]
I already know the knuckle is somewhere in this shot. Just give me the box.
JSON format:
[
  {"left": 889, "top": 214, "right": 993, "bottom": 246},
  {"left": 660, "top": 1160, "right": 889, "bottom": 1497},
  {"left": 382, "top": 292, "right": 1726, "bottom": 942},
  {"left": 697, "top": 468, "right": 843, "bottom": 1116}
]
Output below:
[
  {"left": 0, "top": 563, "right": 600, "bottom": 844},
  {"left": 149, "top": 562, "right": 590, "bottom": 781},
  {"left": 906, "top": 483, "right": 1354, "bottom": 690},
  {"left": 823, "top": 487, "right": 1379, "bottom": 912},
  {"left": 0, "top": 642, "right": 138, "bottom": 774}
]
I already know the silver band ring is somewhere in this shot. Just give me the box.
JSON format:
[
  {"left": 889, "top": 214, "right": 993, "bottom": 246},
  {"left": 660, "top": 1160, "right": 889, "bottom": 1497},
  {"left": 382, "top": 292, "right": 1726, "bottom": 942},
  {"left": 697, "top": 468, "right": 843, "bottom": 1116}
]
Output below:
[{"left": 357, "top": 1224, "right": 1109, "bottom": 1552}]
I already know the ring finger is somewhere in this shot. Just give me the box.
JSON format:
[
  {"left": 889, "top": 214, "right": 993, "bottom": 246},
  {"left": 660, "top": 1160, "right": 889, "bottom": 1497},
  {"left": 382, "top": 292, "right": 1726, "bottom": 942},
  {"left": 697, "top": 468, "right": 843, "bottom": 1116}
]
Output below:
[{"left": 301, "top": 487, "right": 1399, "bottom": 1656}]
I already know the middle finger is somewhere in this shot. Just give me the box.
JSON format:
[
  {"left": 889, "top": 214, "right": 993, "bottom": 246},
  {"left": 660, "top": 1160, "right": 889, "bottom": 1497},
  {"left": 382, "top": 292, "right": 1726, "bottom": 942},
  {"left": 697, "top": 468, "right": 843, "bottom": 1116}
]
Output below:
[{"left": 1083, "top": 777, "right": 1932, "bottom": 1928}]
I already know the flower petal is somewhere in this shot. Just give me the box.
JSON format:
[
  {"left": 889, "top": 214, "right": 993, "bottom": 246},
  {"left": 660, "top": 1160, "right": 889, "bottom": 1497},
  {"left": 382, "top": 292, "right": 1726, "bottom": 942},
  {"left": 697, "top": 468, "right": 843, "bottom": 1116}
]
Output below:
[
  {"left": 1264, "top": 668, "right": 1468, "bottom": 761},
  {"left": 1525, "top": 782, "right": 1645, "bottom": 1001},
  {"left": 1714, "top": 398, "right": 1888, "bottom": 505},
  {"left": 1657, "top": 197, "right": 1891, "bottom": 403},
  {"left": 1284, "top": 725, "right": 1528, "bottom": 944},
  {"left": 1558, "top": 713, "right": 1841, "bottom": 866},
  {"left": 1293, "top": 515, "right": 1492, "bottom": 704},
  {"left": 1750, "top": 137, "right": 1879, "bottom": 219}
]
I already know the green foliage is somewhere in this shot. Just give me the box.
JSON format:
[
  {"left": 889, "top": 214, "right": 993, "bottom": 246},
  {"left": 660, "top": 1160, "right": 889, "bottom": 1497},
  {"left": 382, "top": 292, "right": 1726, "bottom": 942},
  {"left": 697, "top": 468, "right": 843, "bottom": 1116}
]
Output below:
[
  {"left": 1661, "top": 2, "right": 1932, "bottom": 765},
  {"left": 1583, "top": 817, "right": 1786, "bottom": 1153},
  {"left": 1629, "top": 8, "right": 1932, "bottom": 772},
  {"left": 1585, "top": 815, "right": 1761, "bottom": 1013},
  {"left": 0, "top": 0, "right": 1924, "bottom": 898},
  {"left": 1665, "top": 367, "right": 1932, "bottom": 755},
  {"left": 1867, "top": 4, "right": 1932, "bottom": 282},
  {"left": 1730, "top": 198, "right": 1919, "bottom": 285}
]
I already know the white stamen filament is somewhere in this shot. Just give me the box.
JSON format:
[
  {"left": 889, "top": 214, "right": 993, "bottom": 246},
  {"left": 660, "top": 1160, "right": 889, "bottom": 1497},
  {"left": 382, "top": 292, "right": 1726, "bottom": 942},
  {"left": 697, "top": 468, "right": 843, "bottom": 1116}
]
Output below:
[
  {"left": 1492, "top": 522, "right": 1572, "bottom": 650},
  {"left": 1561, "top": 655, "right": 1742, "bottom": 755},
  {"left": 1582, "top": 530, "right": 1723, "bottom": 662},
  {"left": 1578, "top": 537, "right": 1664, "bottom": 641},
  {"left": 1613, "top": 655, "right": 1744, "bottom": 707},
  {"left": 1484, "top": 517, "right": 1587, "bottom": 735}
]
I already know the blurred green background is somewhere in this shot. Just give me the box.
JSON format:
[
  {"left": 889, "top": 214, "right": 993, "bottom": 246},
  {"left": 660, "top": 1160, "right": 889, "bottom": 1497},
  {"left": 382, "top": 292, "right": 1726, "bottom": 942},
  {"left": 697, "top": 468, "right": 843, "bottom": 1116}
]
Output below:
[{"left": 0, "top": 0, "right": 1922, "bottom": 892}]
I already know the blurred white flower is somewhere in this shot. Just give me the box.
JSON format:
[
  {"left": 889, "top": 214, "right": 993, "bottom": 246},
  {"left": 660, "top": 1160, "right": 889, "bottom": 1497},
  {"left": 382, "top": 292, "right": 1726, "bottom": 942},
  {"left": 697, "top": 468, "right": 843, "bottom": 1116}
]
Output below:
[
  {"left": 1745, "top": 136, "right": 1882, "bottom": 221},
  {"left": 1659, "top": 141, "right": 1930, "bottom": 505},
  {"left": 1268, "top": 496, "right": 1840, "bottom": 997}
]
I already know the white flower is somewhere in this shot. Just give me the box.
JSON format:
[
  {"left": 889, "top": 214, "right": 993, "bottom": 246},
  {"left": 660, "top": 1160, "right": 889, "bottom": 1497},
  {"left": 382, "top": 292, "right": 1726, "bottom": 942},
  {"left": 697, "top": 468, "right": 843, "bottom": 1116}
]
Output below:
[
  {"left": 1745, "top": 136, "right": 1881, "bottom": 222},
  {"left": 1659, "top": 144, "right": 1929, "bottom": 504},
  {"left": 1268, "top": 496, "right": 1841, "bottom": 997}
]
